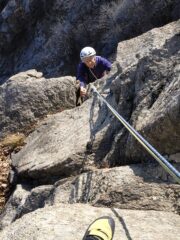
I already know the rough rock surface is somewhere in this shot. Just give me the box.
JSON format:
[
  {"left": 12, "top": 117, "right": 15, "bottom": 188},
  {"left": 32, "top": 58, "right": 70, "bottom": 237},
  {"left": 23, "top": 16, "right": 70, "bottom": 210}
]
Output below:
[
  {"left": 0, "top": 0, "right": 179, "bottom": 82},
  {"left": 53, "top": 166, "right": 180, "bottom": 212},
  {"left": 0, "top": 204, "right": 180, "bottom": 240},
  {"left": 1, "top": 164, "right": 179, "bottom": 230},
  {"left": 11, "top": 97, "right": 103, "bottom": 183},
  {"left": 10, "top": 21, "right": 180, "bottom": 186},
  {"left": 106, "top": 20, "right": 180, "bottom": 165},
  {"left": 0, "top": 184, "right": 54, "bottom": 230},
  {"left": 0, "top": 70, "right": 76, "bottom": 139},
  {"left": 0, "top": 15, "right": 180, "bottom": 239}
]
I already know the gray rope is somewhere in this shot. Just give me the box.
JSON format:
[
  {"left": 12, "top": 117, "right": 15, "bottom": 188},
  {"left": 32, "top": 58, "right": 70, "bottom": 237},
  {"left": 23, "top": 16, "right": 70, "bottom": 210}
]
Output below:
[{"left": 90, "top": 84, "right": 180, "bottom": 184}]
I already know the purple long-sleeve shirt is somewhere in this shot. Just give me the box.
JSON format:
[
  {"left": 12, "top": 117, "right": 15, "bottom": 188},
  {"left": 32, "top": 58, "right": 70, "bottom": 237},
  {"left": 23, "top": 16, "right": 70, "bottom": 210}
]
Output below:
[{"left": 77, "top": 56, "right": 111, "bottom": 87}]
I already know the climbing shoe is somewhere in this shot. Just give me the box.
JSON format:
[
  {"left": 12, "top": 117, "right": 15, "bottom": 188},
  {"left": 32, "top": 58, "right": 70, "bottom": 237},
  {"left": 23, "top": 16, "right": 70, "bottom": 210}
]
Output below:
[{"left": 83, "top": 216, "right": 115, "bottom": 240}]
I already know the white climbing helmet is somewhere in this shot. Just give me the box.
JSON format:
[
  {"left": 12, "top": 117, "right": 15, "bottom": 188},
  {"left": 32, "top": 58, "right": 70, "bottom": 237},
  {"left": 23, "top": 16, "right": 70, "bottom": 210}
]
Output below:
[{"left": 80, "top": 46, "right": 96, "bottom": 60}]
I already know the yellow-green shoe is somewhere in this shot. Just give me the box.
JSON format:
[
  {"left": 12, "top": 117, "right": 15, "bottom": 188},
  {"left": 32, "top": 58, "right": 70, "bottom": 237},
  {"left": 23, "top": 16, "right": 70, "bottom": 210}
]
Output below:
[{"left": 83, "top": 216, "right": 115, "bottom": 240}]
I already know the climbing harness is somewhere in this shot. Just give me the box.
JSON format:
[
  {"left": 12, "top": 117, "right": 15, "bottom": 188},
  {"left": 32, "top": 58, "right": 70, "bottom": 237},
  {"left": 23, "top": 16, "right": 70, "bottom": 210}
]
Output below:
[{"left": 88, "top": 68, "right": 180, "bottom": 184}]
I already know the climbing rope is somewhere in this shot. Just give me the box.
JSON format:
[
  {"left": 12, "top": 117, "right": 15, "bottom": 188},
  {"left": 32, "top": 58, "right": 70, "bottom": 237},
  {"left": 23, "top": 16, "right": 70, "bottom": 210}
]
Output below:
[{"left": 88, "top": 68, "right": 180, "bottom": 184}]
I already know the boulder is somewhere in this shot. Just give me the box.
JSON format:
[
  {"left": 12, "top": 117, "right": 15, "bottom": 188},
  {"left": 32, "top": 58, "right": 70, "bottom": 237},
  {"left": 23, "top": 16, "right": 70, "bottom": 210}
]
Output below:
[
  {"left": 1, "top": 165, "right": 179, "bottom": 230},
  {"left": 11, "top": 88, "right": 114, "bottom": 183},
  {"left": 0, "top": 184, "right": 54, "bottom": 230},
  {"left": 105, "top": 20, "right": 180, "bottom": 165},
  {"left": 53, "top": 165, "right": 180, "bottom": 213},
  {"left": 0, "top": 70, "right": 76, "bottom": 139},
  {"left": 0, "top": 203, "right": 179, "bottom": 240}
]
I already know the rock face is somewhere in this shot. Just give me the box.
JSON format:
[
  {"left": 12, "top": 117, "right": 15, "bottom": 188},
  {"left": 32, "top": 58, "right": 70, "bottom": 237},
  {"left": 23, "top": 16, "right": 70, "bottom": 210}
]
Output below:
[
  {"left": 107, "top": 20, "right": 180, "bottom": 165},
  {"left": 10, "top": 21, "right": 180, "bottom": 184},
  {"left": 11, "top": 87, "right": 116, "bottom": 184},
  {"left": 0, "top": 204, "right": 180, "bottom": 240},
  {"left": 0, "top": 14, "right": 180, "bottom": 239},
  {"left": 0, "top": 184, "right": 54, "bottom": 230},
  {"left": 0, "top": 70, "right": 76, "bottom": 139},
  {"left": 0, "top": 0, "right": 180, "bottom": 82},
  {"left": 53, "top": 166, "right": 180, "bottom": 212},
  {"left": 1, "top": 164, "right": 179, "bottom": 230}
]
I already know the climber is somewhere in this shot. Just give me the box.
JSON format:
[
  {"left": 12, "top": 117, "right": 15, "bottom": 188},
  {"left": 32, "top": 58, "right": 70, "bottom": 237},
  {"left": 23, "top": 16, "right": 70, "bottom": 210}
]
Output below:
[
  {"left": 76, "top": 46, "right": 111, "bottom": 105},
  {"left": 82, "top": 216, "right": 115, "bottom": 240}
]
